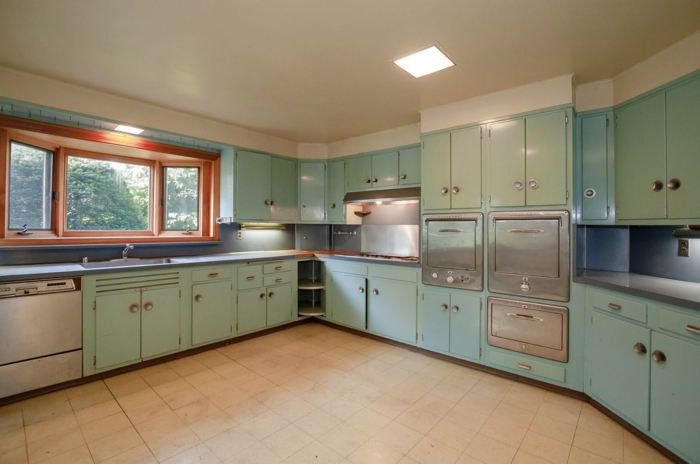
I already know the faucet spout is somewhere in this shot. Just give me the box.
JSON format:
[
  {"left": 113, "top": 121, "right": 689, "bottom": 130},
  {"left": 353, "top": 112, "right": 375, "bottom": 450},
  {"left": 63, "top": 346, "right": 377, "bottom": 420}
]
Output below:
[{"left": 122, "top": 244, "right": 135, "bottom": 259}]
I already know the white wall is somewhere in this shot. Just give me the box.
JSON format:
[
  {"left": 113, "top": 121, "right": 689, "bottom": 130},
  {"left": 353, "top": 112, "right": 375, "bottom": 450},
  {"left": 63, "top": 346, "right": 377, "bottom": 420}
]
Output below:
[
  {"left": 575, "top": 79, "right": 614, "bottom": 112},
  {"left": 326, "top": 123, "right": 421, "bottom": 158}
]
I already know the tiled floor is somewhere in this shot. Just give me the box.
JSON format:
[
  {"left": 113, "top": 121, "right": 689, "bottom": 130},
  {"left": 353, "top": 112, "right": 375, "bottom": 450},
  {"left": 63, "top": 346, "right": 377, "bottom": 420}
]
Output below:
[{"left": 0, "top": 322, "right": 673, "bottom": 464}]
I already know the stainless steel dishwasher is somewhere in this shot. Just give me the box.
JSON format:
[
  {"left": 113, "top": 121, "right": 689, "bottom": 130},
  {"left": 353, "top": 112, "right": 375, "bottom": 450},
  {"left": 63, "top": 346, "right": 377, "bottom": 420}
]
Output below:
[{"left": 0, "top": 278, "right": 83, "bottom": 399}]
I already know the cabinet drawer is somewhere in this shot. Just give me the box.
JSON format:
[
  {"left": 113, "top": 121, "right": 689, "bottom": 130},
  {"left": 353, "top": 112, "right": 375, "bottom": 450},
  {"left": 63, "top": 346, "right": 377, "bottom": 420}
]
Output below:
[
  {"left": 192, "top": 267, "right": 232, "bottom": 282},
  {"left": 488, "top": 350, "right": 566, "bottom": 383},
  {"left": 371, "top": 266, "right": 418, "bottom": 283},
  {"left": 658, "top": 308, "right": 700, "bottom": 343},
  {"left": 264, "top": 273, "right": 292, "bottom": 287},
  {"left": 238, "top": 265, "right": 262, "bottom": 290},
  {"left": 589, "top": 289, "right": 647, "bottom": 323},
  {"left": 327, "top": 261, "right": 368, "bottom": 276},
  {"left": 263, "top": 261, "right": 293, "bottom": 274}
]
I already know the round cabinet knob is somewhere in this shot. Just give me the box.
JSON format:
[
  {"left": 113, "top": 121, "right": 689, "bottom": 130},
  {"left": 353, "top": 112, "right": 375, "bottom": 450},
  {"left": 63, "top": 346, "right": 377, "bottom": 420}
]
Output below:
[
  {"left": 194, "top": 294, "right": 203, "bottom": 302},
  {"left": 144, "top": 302, "right": 153, "bottom": 311},
  {"left": 366, "top": 179, "right": 371, "bottom": 184},
  {"left": 268, "top": 292, "right": 274, "bottom": 298},
  {"left": 446, "top": 276, "right": 454, "bottom": 284},
  {"left": 651, "top": 181, "right": 664, "bottom": 191},
  {"left": 331, "top": 203, "right": 336, "bottom": 209},
  {"left": 270, "top": 200, "right": 275, "bottom": 206},
  {"left": 373, "top": 178, "right": 378, "bottom": 183},
  {"left": 452, "top": 186, "right": 460, "bottom": 195},
  {"left": 301, "top": 203, "right": 307, "bottom": 209},
  {"left": 633, "top": 342, "right": 647, "bottom": 355},
  {"left": 372, "top": 289, "right": 379, "bottom": 296},
  {"left": 260, "top": 293, "right": 266, "bottom": 300},
  {"left": 400, "top": 174, "right": 407, "bottom": 180},
  {"left": 459, "top": 275, "right": 471, "bottom": 283},
  {"left": 451, "top": 305, "right": 460, "bottom": 313},
  {"left": 520, "top": 282, "right": 530, "bottom": 292},
  {"left": 514, "top": 181, "right": 524, "bottom": 190},
  {"left": 667, "top": 178, "right": 681, "bottom": 190},
  {"left": 359, "top": 287, "right": 365, "bottom": 293},
  {"left": 431, "top": 272, "right": 438, "bottom": 279},
  {"left": 129, "top": 304, "right": 139, "bottom": 313},
  {"left": 584, "top": 188, "right": 596, "bottom": 198},
  {"left": 441, "top": 187, "right": 449, "bottom": 195},
  {"left": 652, "top": 350, "right": 666, "bottom": 364},
  {"left": 528, "top": 179, "right": 539, "bottom": 189},
  {"left": 440, "top": 304, "right": 448, "bottom": 312},
  {"left": 264, "top": 199, "right": 272, "bottom": 205}
]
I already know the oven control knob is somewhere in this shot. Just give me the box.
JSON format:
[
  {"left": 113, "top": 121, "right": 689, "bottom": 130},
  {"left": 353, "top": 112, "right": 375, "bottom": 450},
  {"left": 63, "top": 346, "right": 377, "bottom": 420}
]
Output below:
[
  {"left": 459, "top": 275, "right": 470, "bottom": 283},
  {"left": 520, "top": 282, "right": 530, "bottom": 292},
  {"left": 446, "top": 276, "right": 454, "bottom": 284},
  {"left": 431, "top": 272, "right": 438, "bottom": 280}
]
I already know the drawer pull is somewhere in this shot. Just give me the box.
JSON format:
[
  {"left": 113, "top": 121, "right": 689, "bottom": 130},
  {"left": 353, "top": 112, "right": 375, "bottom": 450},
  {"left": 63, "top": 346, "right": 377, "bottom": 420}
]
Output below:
[
  {"left": 686, "top": 325, "right": 700, "bottom": 335},
  {"left": 507, "top": 313, "right": 544, "bottom": 322},
  {"left": 607, "top": 303, "right": 622, "bottom": 310},
  {"left": 275, "top": 278, "right": 283, "bottom": 283},
  {"left": 517, "top": 363, "right": 531, "bottom": 371},
  {"left": 246, "top": 276, "right": 255, "bottom": 281},
  {"left": 208, "top": 273, "right": 219, "bottom": 278},
  {"left": 275, "top": 265, "right": 283, "bottom": 271}
]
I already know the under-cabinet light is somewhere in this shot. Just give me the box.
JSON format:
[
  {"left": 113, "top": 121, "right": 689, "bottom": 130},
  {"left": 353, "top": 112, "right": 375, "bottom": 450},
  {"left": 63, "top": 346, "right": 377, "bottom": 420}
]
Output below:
[
  {"left": 114, "top": 124, "right": 144, "bottom": 135},
  {"left": 394, "top": 45, "right": 455, "bottom": 78},
  {"left": 240, "top": 223, "right": 285, "bottom": 230}
]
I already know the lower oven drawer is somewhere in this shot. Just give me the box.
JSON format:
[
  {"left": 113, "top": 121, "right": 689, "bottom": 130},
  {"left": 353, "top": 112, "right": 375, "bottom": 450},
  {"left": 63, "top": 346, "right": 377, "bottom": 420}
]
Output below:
[
  {"left": 488, "top": 350, "right": 566, "bottom": 382},
  {"left": 0, "top": 350, "right": 82, "bottom": 399},
  {"left": 487, "top": 297, "right": 569, "bottom": 362}
]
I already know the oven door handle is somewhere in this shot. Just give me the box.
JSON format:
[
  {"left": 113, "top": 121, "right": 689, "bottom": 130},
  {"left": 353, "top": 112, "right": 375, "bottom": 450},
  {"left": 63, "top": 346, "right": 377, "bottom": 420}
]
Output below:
[
  {"left": 437, "top": 229, "right": 464, "bottom": 233},
  {"left": 507, "top": 312, "right": 544, "bottom": 322},
  {"left": 506, "top": 229, "right": 544, "bottom": 233}
]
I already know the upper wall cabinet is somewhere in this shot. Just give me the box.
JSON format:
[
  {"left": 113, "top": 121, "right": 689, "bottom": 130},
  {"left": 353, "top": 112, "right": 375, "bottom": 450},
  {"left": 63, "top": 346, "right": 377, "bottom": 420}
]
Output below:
[
  {"left": 327, "top": 159, "right": 346, "bottom": 223},
  {"left": 422, "top": 126, "right": 482, "bottom": 211},
  {"left": 488, "top": 110, "right": 568, "bottom": 207},
  {"left": 616, "top": 76, "right": 700, "bottom": 221},
  {"left": 235, "top": 150, "right": 297, "bottom": 222},
  {"left": 299, "top": 161, "right": 326, "bottom": 223},
  {"left": 345, "top": 146, "right": 420, "bottom": 191},
  {"left": 398, "top": 146, "right": 421, "bottom": 186},
  {"left": 578, "top": 111, "right": 614, "bottom": 223}
]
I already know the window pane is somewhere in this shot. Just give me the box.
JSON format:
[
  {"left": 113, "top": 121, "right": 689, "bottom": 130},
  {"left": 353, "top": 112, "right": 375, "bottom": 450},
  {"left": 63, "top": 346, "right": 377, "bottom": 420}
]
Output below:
[
  {"left": 164, "top": 167, "right": 199, "bottom": 231},
  {"left": 66, "top": 156, "right": 150, "bottom": 231},
  {"left": 9, "top": 141, "right": 53, "bottom": 230}
]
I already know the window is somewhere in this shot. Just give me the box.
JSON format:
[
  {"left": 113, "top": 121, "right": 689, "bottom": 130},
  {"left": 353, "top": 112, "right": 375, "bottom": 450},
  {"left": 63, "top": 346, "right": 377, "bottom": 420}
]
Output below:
[{"left": 0, "top": 117, "right": 219, "bottom": 245}]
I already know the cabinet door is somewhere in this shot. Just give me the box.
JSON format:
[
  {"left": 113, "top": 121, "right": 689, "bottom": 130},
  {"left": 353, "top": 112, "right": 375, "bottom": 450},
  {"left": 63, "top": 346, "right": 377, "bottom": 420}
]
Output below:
[
  {"left": 615, "top": 94, "right": 666, "bottom": 220},
  {"left": 266, "top": 284, "right": 293, "bottom": 326},
  {"left": 580, "top": 114, "right": 610, "bottom": 221},
  {"left": 270, "top": 157, "right": 298, "bottom": 222},
  {"left": 650, "top": 332, "right": 700, "bottom": 461},
  {"left": 398, "top": 146, "right": 421, "bottom": 186},
  {"left": 141, "top": 286, "right": 180, "bottom": 359},
  {"left": 299, "top": 162, "right": 326, "bottom": 222},
  {"left": 422, "top": 133, "right": 451, "bottom": 210},
  {"left": 666, "top": 78, "right": 700, "bottom": 219},
  {"left": 449, "top": 293, "right": 481, "bottom": 361},
  {"left": 451, "top": 126, "right": 482, "bottom": 209},
  {"left": 489, "top": 119, "right": 525, "bottom": 207},
  {"left": 95, "top": 291, "right": 141, "bottom": 369},
  {"left": 192, "top": 281, "right": 232, "bottom": 346},
  {"left": 371, "top": 151, "right": 398, "bottom": 188},
  {"left": 330, "top": 273, "right": 367, "bottom": 330},
  {"left": 327, "top": 160, "right": 345, "bottom": 223},
  {"left": 422, "top": 290, "right": 450, "bottom": 352},
  {"left": 589, "top": 311, "right": 650, "bottom": 428},
  {"left": 368, "top": 279, "right": 416, "bottom": 343},
  {"left": 347, "top": 156, "right": 372, "bottom": 190},
  {"left": 235, "top": 151, "right": 271, "bottom": 220},
  {"left": 526, "top": 111, "right": 567, "bottom": 206},
  {"left": 237, "top": 289, "right": 267, "bottom": 333}
]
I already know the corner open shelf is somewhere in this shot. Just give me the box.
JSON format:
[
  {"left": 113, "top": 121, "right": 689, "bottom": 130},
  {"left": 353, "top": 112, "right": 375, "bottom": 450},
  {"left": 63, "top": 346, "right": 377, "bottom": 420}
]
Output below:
[{"left": 297, "top": 260, "right": 326, "bottom": 317}]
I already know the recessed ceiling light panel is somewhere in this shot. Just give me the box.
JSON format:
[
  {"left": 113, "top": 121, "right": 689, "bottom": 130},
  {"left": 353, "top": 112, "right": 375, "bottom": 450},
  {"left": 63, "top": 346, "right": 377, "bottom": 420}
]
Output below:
[
  {"left": 394, "top": 46, "right": 455, "bottom": 78},
  {"left": 114, "top": 124, "right": 144, "bottom": 135}
]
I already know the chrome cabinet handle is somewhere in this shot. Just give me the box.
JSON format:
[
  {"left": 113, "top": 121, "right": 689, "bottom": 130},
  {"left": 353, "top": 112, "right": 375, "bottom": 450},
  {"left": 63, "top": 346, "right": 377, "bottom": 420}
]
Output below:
[
  {"left": 246, "top": 276, "right": 255, "bottom": 281},
  {"left": 633, "top": 342, "right": 647, "bottom": 355},
  {"left": 667, "top": 178, "right": 681, "bottom": 190},
  {"left": 441, "top": 187, "right": 449, "bottom": 194},
  {"left": 528, "top": 179, "right": 539, "bottom": 189},
  {"left": 194, "top": 294, "right": 203, "bottom": 302},
  {"left": 372, "top": 289, "right": 379, "bottom": 295},
  {"left": 608, "top": 303, "right": 622, "bottom": 310},
  {"left": 129, "top": 304, "right": 139, "bottom": 313},
  {"left": 331, "top": 203, "right": 336, "bottom": 208},
  {"left": 686, "top": 325, "right": 700, "bottom": 335},
  {"left": 260, "top": 293, "right": 266, "bottom": 300},
  {"left": 144, "top": 302, "right": 153, "bottom": 311},
  {"left": 452, "top": 186, "right": 460, "bottom": 194},
  {"left": 517, "top": 363, "right": 531, "bottom": 371},
  {"left": 514, "top": 181, "right": 524, "bottom": 190},
  {"left": 651, "top": 181, "right": 664, "bottom": 191},
  {"left": 652, "top": 350, "right": 666, "bottom": 364},
  {"left": 440, "top": 304, "right": 448, "bottom": 312},
  {"left": 301, "top": 203, "right": 307, "bottom": 209},
  {"left": 506, "top": 313, "right": 544, "bottom": 322},
  {"left": 268, "top": 292, "right": 274, "bottom": 298},
  {"left": 264, "top": 199, "right": 272, "bottom": 205},
  {"left": 275, "top": 265, "right": 283, "bottom": 271},
  {"left": 437, "top": 229, "right": 464, "bottom": 233},
  {"left": 400, "top": 174, "right": 407, "bottom": 180},
  {"left": 275, "top": 278, "right": 283, "bottom": 283},
  {"left": 208, "top": 272, "right": 219, "bottom": 278},
  {"left": 451, "top": 305, "right": 460, "bottom": 313},
  {"left": 359, "top": 287, "right": 365, "bottom": 293},
  {"left": 584, "top": 188, "right": 596, "bottom": 198}
]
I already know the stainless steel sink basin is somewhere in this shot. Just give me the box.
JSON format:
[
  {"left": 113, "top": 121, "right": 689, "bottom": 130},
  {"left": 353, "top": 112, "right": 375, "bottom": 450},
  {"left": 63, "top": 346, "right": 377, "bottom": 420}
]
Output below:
[{"left": 81, "top": 258, "right": 173, "bottom": 269}]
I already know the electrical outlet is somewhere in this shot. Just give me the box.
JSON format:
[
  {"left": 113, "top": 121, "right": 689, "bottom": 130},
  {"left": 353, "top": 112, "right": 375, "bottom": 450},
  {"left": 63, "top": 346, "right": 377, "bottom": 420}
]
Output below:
[
  {"left": 678, "top": 239, "right": 689, "bottom": 257},
  {"left": 237, "top": 230, "right": 243, "bottom": 240}
]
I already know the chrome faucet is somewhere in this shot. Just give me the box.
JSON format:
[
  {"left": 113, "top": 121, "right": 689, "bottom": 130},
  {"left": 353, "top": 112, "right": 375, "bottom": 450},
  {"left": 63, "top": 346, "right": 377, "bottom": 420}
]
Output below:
[{"left": 122, "top": 244, "right": 134, "bottom": 259}]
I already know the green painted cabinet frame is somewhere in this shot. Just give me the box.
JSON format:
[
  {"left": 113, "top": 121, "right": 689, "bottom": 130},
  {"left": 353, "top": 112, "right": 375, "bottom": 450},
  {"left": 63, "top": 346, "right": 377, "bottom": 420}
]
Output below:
[
  {"left": 422, "top": 289, "right": 481, "bottom": 361},
  {"left": 327, "top": 160, "right": 345, "bottom": 223},
  {"left": 299, "top": 161, "right": 326, "bottom": 222},
  {"left": 329, "top": 272, "right": 367, "bottom": 330}
]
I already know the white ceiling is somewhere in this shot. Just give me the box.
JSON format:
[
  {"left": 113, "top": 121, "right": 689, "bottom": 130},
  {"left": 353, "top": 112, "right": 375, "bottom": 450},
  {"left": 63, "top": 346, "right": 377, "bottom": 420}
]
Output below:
[{"left": 0, "top": 0, "right": 699, "bottom": 143}]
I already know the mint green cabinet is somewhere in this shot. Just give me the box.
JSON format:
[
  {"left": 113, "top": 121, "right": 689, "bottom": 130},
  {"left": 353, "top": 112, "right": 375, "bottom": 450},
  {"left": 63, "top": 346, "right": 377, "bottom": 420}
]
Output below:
[
  {"left": 299, "top": 162, "right": 326, "bottom": 222},
  {"left": 347, "top": 156, "right": 372, "bottom": 190},
  {"left": 238, "top": 288, "right": 267, "bottom": 334},
  {"left": 422, "top": 127, "right": 482, "bottom": 210},
  {"left": 271, "top": 157, "right": 298, "bottom": 222},
  {"left": 141, "top": 287, "right": 181, "bottom": 359},
  {"left": 579, "top": 112, "right": 612, "bottom": 221},
  {"left": 398, "top": 146, "right": 421, "bottom": 186},
  {"left": 422, "top": 290, "right": 480, "bottom": 361},
  {"left": 327, "top": 160, "right": 345, "bottom": 223},
  {"left": 235, "top": 150, "right": 272, "bottom": 220},
  {"left": 489, "top": 119, "right": 525, "bottom": 207},
  {"left": 266, "top": 284, "right": 293, "bottom": 326},
  {"left": 371, "top": 151, "right": 398, "bottom": 187},
  {"left": 368, "top": 278, "right": 417, "bottom": 344},
  {"left": 588, "top": 311, "right": 650, "bottom": 428},
  {"left": 329, "top": 272, "right": 367, "bottom": 330},
  {"left": 192, "top": 280, "right": 232, "bottom": 346},
  {"left": 422, "top": 290, "right": 450, "bottom": 352}
]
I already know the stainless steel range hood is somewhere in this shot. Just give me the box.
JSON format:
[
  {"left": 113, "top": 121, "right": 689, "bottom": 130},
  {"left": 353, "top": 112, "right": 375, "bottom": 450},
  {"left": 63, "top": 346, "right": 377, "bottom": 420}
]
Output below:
[{"left": 343, "top": 187, "right": 421, "bottom": 205}]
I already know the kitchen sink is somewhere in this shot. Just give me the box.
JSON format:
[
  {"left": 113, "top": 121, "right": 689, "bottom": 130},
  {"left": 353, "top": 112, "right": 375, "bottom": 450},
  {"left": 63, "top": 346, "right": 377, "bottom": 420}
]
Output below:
[{"left": 80, "top": 258, "right": 173, "bottom": 269}]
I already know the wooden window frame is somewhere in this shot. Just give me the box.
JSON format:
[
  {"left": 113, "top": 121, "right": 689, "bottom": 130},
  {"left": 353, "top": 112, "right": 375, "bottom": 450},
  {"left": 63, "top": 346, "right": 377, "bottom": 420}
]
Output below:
[{"left": 0, "top": 115, "right": 220, "bottom": 246}]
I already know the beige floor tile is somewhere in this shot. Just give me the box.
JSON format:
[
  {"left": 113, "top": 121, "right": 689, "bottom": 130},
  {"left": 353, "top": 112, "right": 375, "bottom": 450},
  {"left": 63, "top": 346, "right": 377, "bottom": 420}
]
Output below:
[
  {"left": 319, "top": 423, "right": 370, "bottom": 457},
  {"left": 458, "top": 392, "right": 500, "bottom": 416},
  {"left": 254, "top": 386, "right": 297, "bottom": 409},
  {"left": 573, "top": 428, "right": 623, "bottom": 463},
  {"left": 305, "top": 384, "right": 341, "bottom": 407},
  {"left": 294, "top": 409, "right": 342, "bottom": 439},
  {"left": 345, "top": 408, "right": 392, "bottom": 437},
  {"left": 408, "top": 436, "right": 461, "bottom": 464},
  {"left": 568, "top": 447, "right": 617, "bottom": 464},
  {"left": 223, "top": 442, "right": 281, "bottom": 464},
  {"left": 413, "top": 393, "right": 456, "bottom": 418},
  {"left": 367, "top": 395, "right": 412, "bottom": 419},
  {"left": 238, "top": 377, "right": 277, "bottom": 396},
  {"left": 173, "top": 398, "right": 220, "bottom": 425},
  {"left": 287, "top": 440, "right": 342, "bottom": 464},
  {"left": 0, "top": 446, "right": 28, "bottom": 464},
  {"left": 577, "top": 408, "right": 624, "bottom": 439},
  {"left": 479, "top": 417, "right": 528, "bottom": 448},
  {"left": 455, "top": 455, "right": 488, "bottom": 464},
  {"left": 118, "top": 391, "right": 171, "bottom": 425},
  {"left": 347, "top": 438, "right": 404, "bottom": 464},
  {"left": 152, "top": 378, "right": 192, "bottom": 398},
  {"left": 0, "top": 403, "right": 24, "bottom": 436},
  {"left": 490, "top": 403, "right": 535, "bottom": 428},
  {"left": 161, "top": 443, "right": 220, "bottom": 463},
  {"left": 188, "top": 411, "right": 238, "bottom": 441},
  {"left": 86, "top": 427, "right": 143, "bottom": 463},
  {"left": 443, "top": 405, "right": 489, "bottom": 433},
  {"left": 500, "top": 389, "right": 544, "bottom": 413},
  {"left": 196, "top": 379, "right": 237, "bottom": 398},
  {"left": 105, "top": 377, "right": 150, "bottom": 398},
  {"left": 223, "top": 397, "right": 268, "bottom": 423},
  {"left": 193, "top": 350, "right": 232, "bottom": 369},
  {"left": 373, "top": 421, "right": 423, "bottom": 455},
  {"left": 271, "top": 396, "right": 316, "bottom": 422},
  {"left": 141, "top": 369, "right": 181, "bottom": 388},
  {"left": 262, "top": 423, "right": 314, "bottom": 459},
  {"left": 27, "top": 427, "right": 85, "bottom": 464},
  {"left": 161, "top": 386, "right": 206, "bottom": 410},
  {"left": 0, "top": 427, "right": 26, "bottom": 455},
  {"left": 344, "top": 384, "right": 384, "bottom": 406},
  {"left": 399, "top": 456, "right": 420, "bottom": 464},
  {"left": 396, "top": 406, "right": 442, "bottom": 435},
  {"left": 421, "top": 361, "right": 457, "bottom": 381},
  {"left": 240, "top": 410, "right": 289, "bottom": 440},
  {"left": 463, "top": 434, "right": 517, "bottom": 464},
  {"left": 100, "top": 444, "right": 157, "bottom": 464},
  {"left": 75, "top": 400, "right": 122, "bottom": 426},
  {"left": 81, "top": 412, "right": 132, "bottom": 444},
  {"left": 427, "top": 418, "right": 477, "bottom": 453},
  {"left": 40, "top": 445, "right": 93, "bottom": 464},
  {"left": 22, "top": 395, "right": 73, "bottom": 427},
  {"left": 210, "top": 362, "right": 250, "bottom": 380},
  {"left": 529, "top": 415, "right": 576, "bottom": 445},
  {"left": 536, "top": 401, "right": 580, "bottom": 426},
  {"left": 622, "top": 430, "right": 673, "bottom": 464},
  {"left": 134, "top": 411, "right": 184, "bottom": 442},
  {"left": 208, "top": 387, "right": 249, "bottom": 410},
  {"left": 512, "top": 450, "right": 552, "bottom": 464},
  {"left": 68, "top": 390, "right": 114, "bottom": 412},
  {"left": 167, "top": 358, "right": 208, "bottom": 377},
  {"left": 183, "top": 369, "right": 223, "bottom": 387},
  {"left": 519, "top": 431, "right": 571, "bottom": 464},
  {"left": 431, "top": 383, "right": 469, "bottom": 404},
  {"left": 321, "top": 396, "right": 364, "bottom": 421},
  {"left": 542, "top": 392, "right": 584, "bottom": 411},
  {"left": 144, "top": 425, "right": 200, "bottom": 461},
  {"left": 470, "top": 383, "right": 510, "bottom": 402},
  {"left": 65, "top": 381, "right": 109, "bottom": 399},
  {"left": 281, "top": 376, "right": 316, "bottom": 395},
  {"left": 204, "top": 425, "right": 258, "bottom": 461},
  {"left": 135, "top": 364, "right": 171, "bottom": 378}
]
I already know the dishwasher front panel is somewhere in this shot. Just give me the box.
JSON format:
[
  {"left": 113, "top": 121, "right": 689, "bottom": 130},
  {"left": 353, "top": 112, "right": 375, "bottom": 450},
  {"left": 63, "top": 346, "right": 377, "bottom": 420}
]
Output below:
[{"left": 0, "top": 351, "right": 82, "bottom": 399}]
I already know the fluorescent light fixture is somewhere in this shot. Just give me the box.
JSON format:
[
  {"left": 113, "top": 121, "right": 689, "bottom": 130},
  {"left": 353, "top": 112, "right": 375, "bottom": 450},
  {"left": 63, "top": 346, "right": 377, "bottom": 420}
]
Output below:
[
  {"left": 114, "top": 124, "right": 144, "bottom": 135},
  {"left": 394, "top": 45, "right": 455, "bottom": 78},
  {"left": 240, "top": 223, "right": 285, "bottom": 230}
]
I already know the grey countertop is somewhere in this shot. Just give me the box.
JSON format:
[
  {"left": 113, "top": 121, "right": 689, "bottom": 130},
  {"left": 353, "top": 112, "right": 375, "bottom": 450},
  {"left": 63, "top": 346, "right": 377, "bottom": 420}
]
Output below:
[
  {"left": 575, "top": 269, "right": 700, "bottom": 311},
  {"left": 327, "top": 255, "right": 421, "bottom": 268}
]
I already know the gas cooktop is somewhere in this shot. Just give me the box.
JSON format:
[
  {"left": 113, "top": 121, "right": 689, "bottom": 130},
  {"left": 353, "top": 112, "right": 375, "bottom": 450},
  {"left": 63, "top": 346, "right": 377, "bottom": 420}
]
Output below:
[{"left": 345, "top": 253, "right": 420, "bottom": 263}]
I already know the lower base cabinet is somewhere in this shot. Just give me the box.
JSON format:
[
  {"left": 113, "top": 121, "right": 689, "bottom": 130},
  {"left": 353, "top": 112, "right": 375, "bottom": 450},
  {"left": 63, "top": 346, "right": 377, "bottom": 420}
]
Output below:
[
  {"left": 267, "top": 284, "right": 294, "bottom": 326},
  {"left": 368, "top": 278, "right": 417, "bottom": 344},
  {"left": 238, "top": 284, "right": 293, "bottom": 334},
  {"left": 423, "top": 290, "right": 481, "bottom": 361},
  {"left": 329, "top": 272, "right": 367, "bottom": 330},
  {"left": 192, "top": 280, "right": 233, "bottom": 346}
]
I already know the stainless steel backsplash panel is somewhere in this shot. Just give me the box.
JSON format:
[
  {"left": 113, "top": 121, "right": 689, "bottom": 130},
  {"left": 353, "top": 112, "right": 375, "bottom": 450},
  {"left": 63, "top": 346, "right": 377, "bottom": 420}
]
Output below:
[{"left": 361, "top": 225, "right": 419, "bottom": 257}]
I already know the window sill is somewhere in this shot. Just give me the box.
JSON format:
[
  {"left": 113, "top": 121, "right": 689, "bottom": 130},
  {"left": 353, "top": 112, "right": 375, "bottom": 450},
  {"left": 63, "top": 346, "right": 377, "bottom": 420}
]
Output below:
[{"left": 0, "top": 236, "right": 221, "bottom": 248}]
